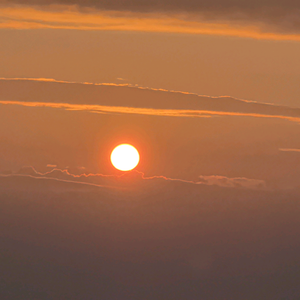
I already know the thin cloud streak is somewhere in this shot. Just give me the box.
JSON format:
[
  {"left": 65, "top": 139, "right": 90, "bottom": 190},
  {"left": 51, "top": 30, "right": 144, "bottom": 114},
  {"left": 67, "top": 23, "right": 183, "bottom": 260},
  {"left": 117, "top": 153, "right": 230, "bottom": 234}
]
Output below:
[
  {"left": 279, "top": 148, "right": 300, "bottom": 152},
  {"left": 1, "top": 5, "right": 300, "bottom": 40},
  {"left": 0, "top": 173, "right": 109, "bottom": 189},
  {"left": 0, "top": 77, "right": 290, "bottom": 106},
  {"left": 0, "top": 100, "right": 212, "bottom": 118},
  {"left": 198, "top": 175, "right": 266, "bottom": 189},
  {"left": 0, "top": 77, "right": 166, "bottom": 91},
  {"left": 30, "top": 166, "right": 197, "bottom": 184},
  {"left": 1, "top": 100, "right": 300, "bottom": 123},
  {"left": 2, "top": 78, "right": 300, "bottom": 122},
  {"left": 3, "top": 166, "right": 267, "bottom": 190}
]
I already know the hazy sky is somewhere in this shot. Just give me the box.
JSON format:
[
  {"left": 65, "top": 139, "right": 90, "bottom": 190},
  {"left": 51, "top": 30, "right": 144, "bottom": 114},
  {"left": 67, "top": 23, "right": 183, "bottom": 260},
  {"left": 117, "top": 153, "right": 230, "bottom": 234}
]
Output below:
[
  {"left": 1, "top": 1, "right": 300, "bottom": 106},
  {"left": 1, "top": 2, "right": 300, "bottom": 299}
]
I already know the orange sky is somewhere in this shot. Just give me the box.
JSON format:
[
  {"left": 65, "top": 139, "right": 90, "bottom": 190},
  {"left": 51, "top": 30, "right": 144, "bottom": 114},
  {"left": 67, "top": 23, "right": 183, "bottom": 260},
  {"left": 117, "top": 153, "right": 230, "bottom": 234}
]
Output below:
[
  {"left": 0, "top": 2, "right": 300, "bottom": 106},
  {"left": 0, "top": 28, "right": 300, "bottom": 106},
  {"left": 1, "top": 3, "right": 300, "bottom": 297},
  {"left": 1, "top": 1, "right": 300, "bottom": 181}
]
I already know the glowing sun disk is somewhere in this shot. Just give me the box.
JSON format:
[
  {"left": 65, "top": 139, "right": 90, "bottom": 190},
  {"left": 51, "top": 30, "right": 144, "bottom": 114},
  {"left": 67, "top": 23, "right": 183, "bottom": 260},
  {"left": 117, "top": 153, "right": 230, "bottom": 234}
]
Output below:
[{"left": 110, "top": 144, "right": 140, "bottom": 171}]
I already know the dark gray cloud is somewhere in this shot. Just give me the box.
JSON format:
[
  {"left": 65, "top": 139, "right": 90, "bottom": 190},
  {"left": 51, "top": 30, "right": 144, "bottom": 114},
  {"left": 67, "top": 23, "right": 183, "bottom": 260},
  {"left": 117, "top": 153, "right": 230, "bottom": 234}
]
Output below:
[
  {"left": 3, "top": 0, "right": 299, "bottom": 14},
  {"left": 3, "top": 0, "right": 300, "bottom": 33}
]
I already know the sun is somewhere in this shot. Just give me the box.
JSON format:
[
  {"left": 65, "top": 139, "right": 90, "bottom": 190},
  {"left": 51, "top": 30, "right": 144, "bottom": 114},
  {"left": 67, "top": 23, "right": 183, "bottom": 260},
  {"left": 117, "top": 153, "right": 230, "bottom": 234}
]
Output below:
[{"left": 110, "top": 144, "right": 140, "bottom": 171}]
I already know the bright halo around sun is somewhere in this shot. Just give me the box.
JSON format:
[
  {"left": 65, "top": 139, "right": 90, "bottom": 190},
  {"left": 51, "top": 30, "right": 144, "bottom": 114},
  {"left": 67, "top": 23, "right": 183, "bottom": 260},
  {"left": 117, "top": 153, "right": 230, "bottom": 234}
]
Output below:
[{"left": 110, "top": 144, "right": 140, "bottom": 171}]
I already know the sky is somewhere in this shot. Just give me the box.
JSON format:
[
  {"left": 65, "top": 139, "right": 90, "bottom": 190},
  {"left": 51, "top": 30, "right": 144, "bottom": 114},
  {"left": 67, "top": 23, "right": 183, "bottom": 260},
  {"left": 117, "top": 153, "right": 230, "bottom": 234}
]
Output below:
[{"left": 1, "top": 1, "right": 300, "bottom": 299}]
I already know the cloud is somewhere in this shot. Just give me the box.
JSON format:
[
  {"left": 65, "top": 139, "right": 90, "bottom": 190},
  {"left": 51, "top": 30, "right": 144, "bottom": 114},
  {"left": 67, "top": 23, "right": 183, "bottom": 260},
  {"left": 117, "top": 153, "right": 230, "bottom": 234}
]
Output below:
[
  {"left": 1, "top": 78, "right": 300, "bottom": 123},
  {"left": 0, "top": 99, "right": 214, "bottom": 118},
  {"left": 198, "top": 175, "right": 266, "bottom": 189},
  {"left": 47, "top": 164, "right": 57, "bottom": 168},
  {"left": 1, "top": 165, "right": 267, "bottom": 190},
  {"left": 2, "top": 99, "right": 300, "bottom": 123},
  {"left": 11, "top": 166, "right": 200, "bottom": 187},
  {"left": 279, "top": 148, "right": 300, "bottom": 153},
  {"left": 7, "top": 166, "right": 113, "bottom": 191},
  {"left": 1, "top": 2, "right": 300, "bottom": 40},
  {"left": 0, "top": 0, "right": 298, "bottom": 14}
]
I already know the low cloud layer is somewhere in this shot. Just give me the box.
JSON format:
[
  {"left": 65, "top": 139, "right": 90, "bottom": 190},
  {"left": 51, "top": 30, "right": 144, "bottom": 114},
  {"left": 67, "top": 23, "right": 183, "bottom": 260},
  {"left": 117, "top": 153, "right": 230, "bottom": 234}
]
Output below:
[
  {"left": 198, "top": 175, "right": 266, "bottom": 189},
  {"left": 1, "top": 1, "right": 300, "bottom": 39},
  {"left": 0, "top": 165, "right": 267, "bottom": 191}
]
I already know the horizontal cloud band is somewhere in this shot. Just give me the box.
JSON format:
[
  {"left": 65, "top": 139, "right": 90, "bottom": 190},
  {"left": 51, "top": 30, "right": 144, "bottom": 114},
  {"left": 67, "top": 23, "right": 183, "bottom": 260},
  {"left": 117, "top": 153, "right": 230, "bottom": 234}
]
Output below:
[
  {"left": 0, "top": 78, "right": 300, "bottom": 123},
  {"left": 1, "top": 3, "right": 300, "bottom": 40},
  {"left": 1, "top": 78, "right": 300, "bottom": 122},
  {"left": 1, "top": 100, "right": 300, "bottom": 123},
  {"left": 1, "top": 166, "right": 267, "bottom": 190}
]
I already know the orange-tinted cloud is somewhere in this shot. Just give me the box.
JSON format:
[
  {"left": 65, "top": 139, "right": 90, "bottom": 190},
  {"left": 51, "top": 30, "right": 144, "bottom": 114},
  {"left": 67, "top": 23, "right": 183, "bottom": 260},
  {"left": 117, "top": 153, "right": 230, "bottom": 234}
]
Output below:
[
  {"left": 1, "top": 100, "right": 300, "bottom": 123},
  {"left": 3, "top": 165, "right": 267, "bottom": 190},
  {"left": 0, "top": 100, "right": 211, "bottom": 118},
  {"left": 1, "top": 78, "right": 300, "bottom": 122},
  {"left": 46, "top": 164, "right": 57, "bottom": 168},
  {"left": 1, "top": 3, "right": 300, "bottom": 40},
  {"left": 198, "top": 175, "right": 266, "bottom": 189},
  {"left": 279, "top": 148, "right": 300, "bottom": 152}
]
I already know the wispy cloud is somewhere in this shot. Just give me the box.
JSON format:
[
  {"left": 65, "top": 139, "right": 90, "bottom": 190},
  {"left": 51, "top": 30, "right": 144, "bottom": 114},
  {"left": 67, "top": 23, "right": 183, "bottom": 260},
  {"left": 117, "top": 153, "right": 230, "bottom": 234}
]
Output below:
[
  {"left": 0, "top": 77, "right": 134, "bottom": 87},
  {"left": 1, "top": 78, "right": 300, "bottom": 122},
  {"left": 279, "top": 148, "right": 300, "bottom": 152},
  {"left": 1, "top": 166, "right": 267, "bottom": 190},
  {"left": 198, "top": 175, "right": 266, "bottom": 189},
  {"left": 1, "top": 100, "right": 300, "bottom": 123},
  {"left": 1, "top": 3, "right": 300, "bottom": 40},
  {"left": 0, "top": 100, "right": 213, "bottom": 118}
]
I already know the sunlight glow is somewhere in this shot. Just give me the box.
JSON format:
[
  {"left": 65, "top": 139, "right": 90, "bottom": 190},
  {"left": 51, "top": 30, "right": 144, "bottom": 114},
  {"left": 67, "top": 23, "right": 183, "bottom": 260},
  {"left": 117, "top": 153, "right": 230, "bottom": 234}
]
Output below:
[{"left": 110, "top": 144, "right": 140, "bottom": 171}]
